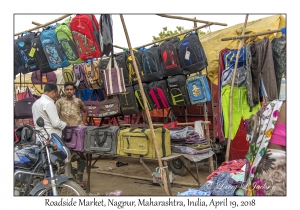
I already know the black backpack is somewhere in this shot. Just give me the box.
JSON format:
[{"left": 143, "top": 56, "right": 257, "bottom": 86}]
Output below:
[
  {"left": 159, "top": 37, "right": 182, "bottom": 77},
  {"left": 141, "top": 45, "right": 164, "bottom": 83},
  {"left": 115, "top": 52, "right": 131, "bottom": 87},
  {"left": 118, "top": 86, "right": 140, "bottom": 115},
  {"left": 125, "top": 49, "right": 144, "bottom": 85},
  {"left": 133, "top": 83, "right": 155, "bottom": 111},
  {"left": 167, "top": 75, "right": 191, "bottom": 106},
  {"left": 30, "top": 33, "right": 55, "bottom": 73},
  {"left": 14, "top": 32, "right": 39, "bottom": 74},
  {"left": 99, "top": 14, "right": 113, "bottom": 56},
  {"left": 14, "top": 40, "right": 25, "bottom": 77},
  {"left": 178, "top": 32, "right": 208, "bottom": 75}
]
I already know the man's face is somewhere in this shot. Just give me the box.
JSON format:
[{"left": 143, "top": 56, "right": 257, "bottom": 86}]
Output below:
[
  {"left": 49, "top": 89, "right": 58, "bottom": 101},
  {"left": 65, "top": 85, "right": 75, "bottom": 98}
]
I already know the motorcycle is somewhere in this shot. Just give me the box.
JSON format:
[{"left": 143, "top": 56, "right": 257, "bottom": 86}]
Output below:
[{"left": 14, "top": 117, "right": 86, "bottom": 196}]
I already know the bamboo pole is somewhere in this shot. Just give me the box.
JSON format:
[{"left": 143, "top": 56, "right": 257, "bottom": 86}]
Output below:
[
  {"left": 14, "top": 14, "right": 71, "bottom": 36},
  {"left": 119, "top": 14, "right": 170, "bottom": 196},
  {"left": 221, "top": 29, "right": 281, "bottom": 41},
  {"left": 225, "top": 14, "right": 249, "bottom": 162},
  {"left": 193, "top": 18, "right": 214, "bottom": 174},
  {"left": 157, "top": 14, "right": 227, "bottom": 26}
]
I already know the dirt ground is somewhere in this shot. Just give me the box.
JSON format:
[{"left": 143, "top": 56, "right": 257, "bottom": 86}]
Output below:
[{"left": 78, "top": 155, "right": 212, "bottom": 196}]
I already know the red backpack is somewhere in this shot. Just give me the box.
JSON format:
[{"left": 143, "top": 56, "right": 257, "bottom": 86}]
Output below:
[{"left": 70, "top": 14, "right": 101, "bottom": 60}]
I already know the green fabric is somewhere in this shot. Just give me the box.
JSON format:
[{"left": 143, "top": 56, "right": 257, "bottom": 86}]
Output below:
[
  {"left": 222, "top": 85, "right": 260, "bottom": 139},
  {"left": 231, "top": 172, "right": 245, "bottom": 182}
]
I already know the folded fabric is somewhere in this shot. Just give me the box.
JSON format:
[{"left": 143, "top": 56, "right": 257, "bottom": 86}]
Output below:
[
  {"left": 177, "top": 188, "right": 211, "bottom": 196},
  {"left": 200, "top": 171, "right": 236, "bottom": 196},
  {"left": 206, "top": 159, "right": 246, "bottom": 180}
]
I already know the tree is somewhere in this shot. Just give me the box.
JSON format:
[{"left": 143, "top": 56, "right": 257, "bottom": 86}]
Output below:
[{"left": 152, "top": 26, "right": 206, "bottom": 42}]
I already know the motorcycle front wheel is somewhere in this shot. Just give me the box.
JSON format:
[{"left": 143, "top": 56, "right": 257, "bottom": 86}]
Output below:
[{"left": 34, "top": 180, "right": 86, "bottom": 196}]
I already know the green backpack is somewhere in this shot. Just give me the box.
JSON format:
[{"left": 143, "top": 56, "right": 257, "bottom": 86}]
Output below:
[
  {"left": 62, "top": 65, "right": 75, "bottom": 83},
  {"left": 55, "top": 18, "right": 83, "bottom": 64}
]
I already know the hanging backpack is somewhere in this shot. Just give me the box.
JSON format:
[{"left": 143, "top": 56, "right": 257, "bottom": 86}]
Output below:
[
  {"left": 99, "top": 14, "right": 113, "bottom": 56},
  {"left": 186, "top": 74, "right": 211, "bottom": 104},
  {"left": 14, "top": 39, "right": 25, "bottom": 76},
  {"left": 70, "top": 14, "right": 101, "bottom": 60},
  {"left": 149, "top": 80, "right": 172, "bottom": 109},
  {"left": 178, "top": 32, "right": 208, "bottom": 75},
  {"left": 115, "top": 52, "right": 131, "bottom": 87},
  {"left": 62, "top": 65, "right": 75, "bottom": 83},
  {"left": 14, "top": 32, "right": 39, "bottom": 74},
  {"left": 40, "top": 25, "right": 70, "bottom": 69},
  {"left": 73, "top": 63, "right": 90, "bottom": 90},
  {"left": 31, "top": 70, "right": 57, "bottom": 84},
  {"left": 167, "top": 75, "right": 191, "bottom": 106},
  {"left": 141, "top": 45, "right": 164, "bottom": 83},
  {"left": 30, "top": 33, "right": 55, "bottom": 73},
  {"left": 125, "top": 49, "right": 144, "bottom": 85},
  {"left": 118, "top": 86, "right": 140, "bottom": 115},
  {"left": 133, "top": 83, "right": 155, "bottom": 111},
  {"left": 84, "top": 59, "right": 104, "bottom": 89},
  {"left": 159, "top": 37, "right": 182, "bottom": 76},
  {"left": 55, "top": 18, "right": 83, "bottom": 64}
]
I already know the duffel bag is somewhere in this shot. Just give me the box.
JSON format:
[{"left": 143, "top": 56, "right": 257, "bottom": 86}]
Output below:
[{"left": 62, "top": 126, "right": 88, "bottom": 152}]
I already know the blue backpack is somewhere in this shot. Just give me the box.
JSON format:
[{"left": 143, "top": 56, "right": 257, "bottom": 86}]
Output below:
[
  {"left": 40, "top": 25, "right": 70, "bottom": 69},
  {"left": 186, "top": 74, "right": 211, "bottom": 104}
]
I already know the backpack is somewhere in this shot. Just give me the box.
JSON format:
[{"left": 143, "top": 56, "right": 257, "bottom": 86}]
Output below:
[
  {"left": 70, "top": 14, "right": 101, "bottom": 60},
  {"left": 84, "top": 59, "right": 104, "bottom": 89},
  {"left": 40, "top": 25, "right": 70, "bottom": 69},
  {"left": 62, "top": 65, "right": 75, "bottom": 83},
  {"left": 149, "top": 80, "right": 172, "bottom": 109},
  {"left": 14, "top": 32, "right": 39, "bottom": 74},
  {"left": 31, "top": 70, "right": 57, "bottom": 84},
  {"left": 133, "top": 83, "right": 155, "bottom": 111},
  {"left": 14, "top": 39, "right": 25, "bottom": 76},
  {"left": 116, "top": 52, "right": 130, "bottom": 87},
  {"left": 159, "top": 38, "right": 182, "bottom": 76},
  {"left": 55, "top": 18, "right": 83, "bottom": 64},
  {"left": 178, "top": 32, "right": 208, "bottom": 75},
  {"left": 30, "top": 33, "right": 54, "bottom": 73},
  {"left": 167, "top": 75, "right": 191, "bottom": 106},
  {"left": 125, "top": 49, "right": 144, "bottom": 85},
  {"left": 186, "top": 74, "right": 211, "bottom": 104},
  {"left": 141, "top": 45, "right": 164, "bottom": 83},
  {"left": 99, "top": 14, "right": 113, "bottom": 56},
  {"left": 73, "top": 63, "right": 90, "bottom": 90},
  {"left": 118, "top": 86, "right": 140, "bottom": 115}
]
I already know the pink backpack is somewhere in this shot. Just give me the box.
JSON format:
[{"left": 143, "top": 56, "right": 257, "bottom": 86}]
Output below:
[
  {"left": 73, "top": 63, "right": 89, "bottom": 90},
  {"left": 149, "top": 88, "right": 169, "bottom": 109}
]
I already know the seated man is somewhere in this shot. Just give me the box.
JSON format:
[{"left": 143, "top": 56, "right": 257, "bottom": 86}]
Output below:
[{"left": 56, "top": 82, "right": 88, "bottom": 188}]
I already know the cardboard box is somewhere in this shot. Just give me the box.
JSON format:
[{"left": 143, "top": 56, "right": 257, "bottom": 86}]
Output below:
[{"left": 152, "top": 168, "right": 173, "bottom": 184}]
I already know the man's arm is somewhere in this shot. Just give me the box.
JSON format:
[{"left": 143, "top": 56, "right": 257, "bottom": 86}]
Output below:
[
  {"left": 45, "top": 102, "right": 67, "bottom": 130},
  {"left": 79, "top": 100, "right": 88, "bottom": 124}
]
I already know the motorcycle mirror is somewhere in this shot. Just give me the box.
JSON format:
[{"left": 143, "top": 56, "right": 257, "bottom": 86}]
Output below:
[{"left": 36, "top": 117, "right": 45, "bottom": 128}]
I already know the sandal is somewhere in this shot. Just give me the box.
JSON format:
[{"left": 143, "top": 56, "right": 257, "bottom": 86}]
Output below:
[
  {"left": 78, "top": 181, "right": 86, "bottom": 190},
  {"left": 116, "top": 161, "right": 128, "bottom": 167}
]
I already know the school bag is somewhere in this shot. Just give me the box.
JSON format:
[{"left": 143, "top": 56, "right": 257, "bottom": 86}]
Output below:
[
  {"left": 178, "top": 32, "right": 208, "bottom": 75},
  {"left": 30, "top": 33, "right": 54, "bottom": 73},
  {"left": 141, "top": 45, "right": 164, "bottom": 83},
  {"left": 133, "top": 83, "right": 155, "bottom": 111},
  {"left": 62, "top": 65, "right": 75, "bottom": 83},
  {"left": 84, "top": 59, "right": 104, "bottom": 89},
  {"left": 118, "top": 86, "right": 140, "bottom": 115},
  {"left": 70, "top": 14, "right": 101, "bottom": 60},
  {"left": 99, "top": 14, "right": 113, "bottom": 56},
  {"left": 73, "top": 63, "right": 90, "bottom": 90},
  {"left": 186, "top": 74, "right": 211, "bottom": 104},
  {"left": 149, "top": 80, "right": 172, "bottom": 109},
  {"left": 125, "top": 49, "right": 144, "bottom": 85},
  {"left": 14, "top": 40, "right": 25, "bottom": 76},
  {"left": 159, "top": 37, "right": 182, "bottom": 76},
  {"left": 166, "top": 75, "right": 191, "bottom": 106},
  {"left": 40, "top": 25, "right": 70, "bottom": 69},
  {"left": 55, "top": 18, "right": 83, "bottom": 64},
  {"left": 14, "top": 32, "right": 39, "bottom": 74},
  {"left": 116, "top": 52, "right": 131, "bottom": 87}
]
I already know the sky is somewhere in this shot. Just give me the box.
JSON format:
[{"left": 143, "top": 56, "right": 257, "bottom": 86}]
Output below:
[{"left": 13, "top": 14, "right": 278, "bottom": 53}]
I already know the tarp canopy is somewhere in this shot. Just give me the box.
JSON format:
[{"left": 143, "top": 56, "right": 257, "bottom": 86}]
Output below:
[{"left": 200, "top": 14, "right": 286, "bottom": 85}]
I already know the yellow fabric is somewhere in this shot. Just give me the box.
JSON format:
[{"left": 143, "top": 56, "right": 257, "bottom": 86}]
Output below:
[{"left": 200, "top": 15, "right": 286, "bottom": 85}]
